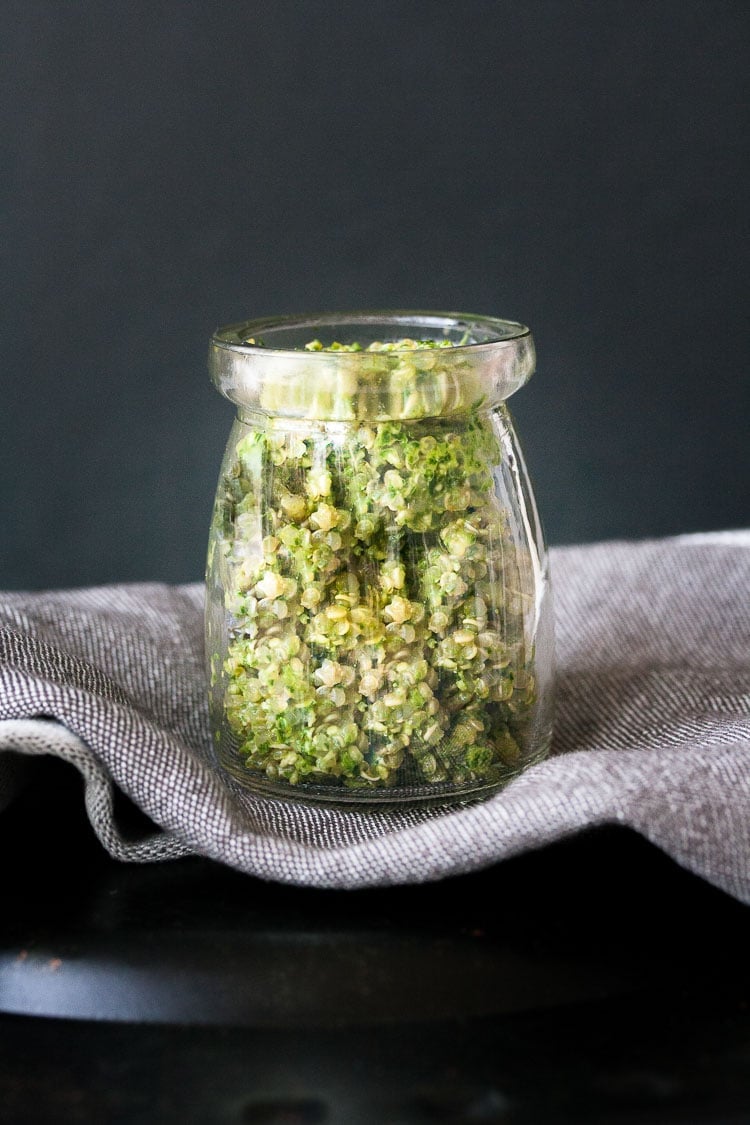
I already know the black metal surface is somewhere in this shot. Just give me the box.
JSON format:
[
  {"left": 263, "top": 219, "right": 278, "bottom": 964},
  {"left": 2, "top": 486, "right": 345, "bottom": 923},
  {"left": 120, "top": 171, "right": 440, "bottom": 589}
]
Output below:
[
  {"left": 2, "top": 758, "right": 750, "bottom": 1122},
  {"left": 2, "top": 996, "right": 750, "bottom": 1125}
]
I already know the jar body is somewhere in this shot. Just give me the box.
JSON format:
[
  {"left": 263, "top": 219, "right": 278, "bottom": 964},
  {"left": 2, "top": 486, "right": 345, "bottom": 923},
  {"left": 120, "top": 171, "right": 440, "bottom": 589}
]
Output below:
[{"left": 206, "top": 397, "right": 553, "bottom": 805}]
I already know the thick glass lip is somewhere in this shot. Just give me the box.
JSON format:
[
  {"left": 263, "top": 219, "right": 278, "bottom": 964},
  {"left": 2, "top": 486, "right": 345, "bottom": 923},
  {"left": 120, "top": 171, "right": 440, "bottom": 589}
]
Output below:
[
  {"left": 211, "top": 309, "right": 531, "bottom": 355},
  {"left": 209, "top": 309, "right": 536, "bottom": 420}
]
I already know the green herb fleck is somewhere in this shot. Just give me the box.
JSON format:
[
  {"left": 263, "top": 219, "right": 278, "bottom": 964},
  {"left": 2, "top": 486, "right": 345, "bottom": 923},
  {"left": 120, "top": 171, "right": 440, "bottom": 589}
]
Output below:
[{"left": 210, "top": 339, "right": 537, "bottom": 791}]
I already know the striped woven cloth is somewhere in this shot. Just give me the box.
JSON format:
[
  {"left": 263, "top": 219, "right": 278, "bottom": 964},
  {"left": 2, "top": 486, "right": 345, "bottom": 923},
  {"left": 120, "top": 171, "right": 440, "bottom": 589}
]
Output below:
[{"left": 1, "top": 532, "right": 749, "bottom": 899}]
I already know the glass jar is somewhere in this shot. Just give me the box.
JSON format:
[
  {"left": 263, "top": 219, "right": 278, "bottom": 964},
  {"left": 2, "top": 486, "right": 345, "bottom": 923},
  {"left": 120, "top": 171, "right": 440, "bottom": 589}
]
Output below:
[{"left": 206, "top": 311, "right": 553, "bottom": 806}]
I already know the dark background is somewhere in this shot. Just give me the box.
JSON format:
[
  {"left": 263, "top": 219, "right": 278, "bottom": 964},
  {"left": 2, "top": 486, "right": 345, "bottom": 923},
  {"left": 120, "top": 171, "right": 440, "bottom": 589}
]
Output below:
[{"left": 2, "top": 0, "right": 748, "bottom": 590}]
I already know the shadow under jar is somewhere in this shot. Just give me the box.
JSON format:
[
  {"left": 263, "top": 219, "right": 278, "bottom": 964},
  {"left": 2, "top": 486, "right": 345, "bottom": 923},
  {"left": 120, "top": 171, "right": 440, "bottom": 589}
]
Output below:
[{"left": 206, "top": 311, "right": 554, "bottom": 806}]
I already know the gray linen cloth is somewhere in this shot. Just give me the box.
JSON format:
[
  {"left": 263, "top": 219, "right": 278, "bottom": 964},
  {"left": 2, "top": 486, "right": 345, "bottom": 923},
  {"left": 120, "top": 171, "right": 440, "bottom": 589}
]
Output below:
[{"left": 1, "top": 533, "right": 749, "bottom": 899}]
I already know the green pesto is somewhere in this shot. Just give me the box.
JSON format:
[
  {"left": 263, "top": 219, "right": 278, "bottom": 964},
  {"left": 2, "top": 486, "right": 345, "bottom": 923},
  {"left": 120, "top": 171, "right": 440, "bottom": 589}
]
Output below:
[{"left": 213, "top": 339, "right": 535, "bottom": 789}]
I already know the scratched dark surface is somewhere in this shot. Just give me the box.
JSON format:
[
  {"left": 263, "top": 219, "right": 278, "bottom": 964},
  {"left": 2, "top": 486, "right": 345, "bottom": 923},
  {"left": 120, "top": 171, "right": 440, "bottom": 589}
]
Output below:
[{"left": 1, "top": 760, "right": 750, "bottom": 1123}]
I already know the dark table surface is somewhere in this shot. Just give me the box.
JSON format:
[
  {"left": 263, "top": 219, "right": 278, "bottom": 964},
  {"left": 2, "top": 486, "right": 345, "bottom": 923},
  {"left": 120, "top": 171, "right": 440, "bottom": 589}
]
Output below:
[{"left": 2, "top": 758, "right": 750, "bottom": 1125}]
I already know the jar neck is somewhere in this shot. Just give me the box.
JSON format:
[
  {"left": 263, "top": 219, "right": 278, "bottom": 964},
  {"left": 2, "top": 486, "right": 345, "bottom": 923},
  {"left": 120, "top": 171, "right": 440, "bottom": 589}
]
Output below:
[{"left": 235, "top": 403, "right": 512, "bottom": 432}]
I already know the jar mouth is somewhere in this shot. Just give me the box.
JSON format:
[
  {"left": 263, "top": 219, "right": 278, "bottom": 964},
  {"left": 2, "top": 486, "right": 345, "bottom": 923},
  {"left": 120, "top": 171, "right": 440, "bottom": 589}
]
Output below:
[
  {"left": 212, "top": 310, "right": 530, "bottom": 355},
  {"left": 209, "top": 309, "right": 535, "bottom": 421}
]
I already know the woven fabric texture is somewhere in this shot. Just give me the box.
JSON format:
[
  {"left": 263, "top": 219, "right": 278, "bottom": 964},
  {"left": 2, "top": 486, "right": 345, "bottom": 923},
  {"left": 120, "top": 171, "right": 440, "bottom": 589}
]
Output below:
[{"left": 1, "top": 534, "right": 748, "bottom": 898}]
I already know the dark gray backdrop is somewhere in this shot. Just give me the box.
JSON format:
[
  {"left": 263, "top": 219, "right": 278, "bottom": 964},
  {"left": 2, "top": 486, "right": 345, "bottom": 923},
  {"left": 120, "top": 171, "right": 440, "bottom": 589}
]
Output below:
[{"left": 2, "top": 0, "right": 748, "bottom": 589}]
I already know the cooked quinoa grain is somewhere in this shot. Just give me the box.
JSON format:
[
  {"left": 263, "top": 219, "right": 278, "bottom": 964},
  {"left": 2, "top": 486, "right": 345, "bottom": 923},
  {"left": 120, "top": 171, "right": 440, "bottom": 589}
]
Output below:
[{"left": 211, "top": 340, "right": 536, "bottom": 789}]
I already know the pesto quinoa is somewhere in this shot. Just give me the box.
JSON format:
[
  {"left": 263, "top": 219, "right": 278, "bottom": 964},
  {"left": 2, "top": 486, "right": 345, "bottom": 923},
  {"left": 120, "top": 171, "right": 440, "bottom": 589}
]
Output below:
[{"left": 209, "top": 338, "right": 538, "bottom": 792}]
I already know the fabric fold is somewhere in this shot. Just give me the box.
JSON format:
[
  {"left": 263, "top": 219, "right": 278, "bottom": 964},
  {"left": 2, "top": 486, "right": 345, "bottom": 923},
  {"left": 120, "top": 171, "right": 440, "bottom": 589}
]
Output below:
[{"left": 1, "top": 535, "right": 748, "bottom": 899}]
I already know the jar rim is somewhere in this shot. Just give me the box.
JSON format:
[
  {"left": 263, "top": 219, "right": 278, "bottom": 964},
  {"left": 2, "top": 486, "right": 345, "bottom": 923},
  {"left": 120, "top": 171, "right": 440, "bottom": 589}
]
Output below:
[
  {"left": 211, "top": 309, "right": 530, "bottom": 356},
  {"left": 209, "top": 309, "right": 536, "bottom": 420}
]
